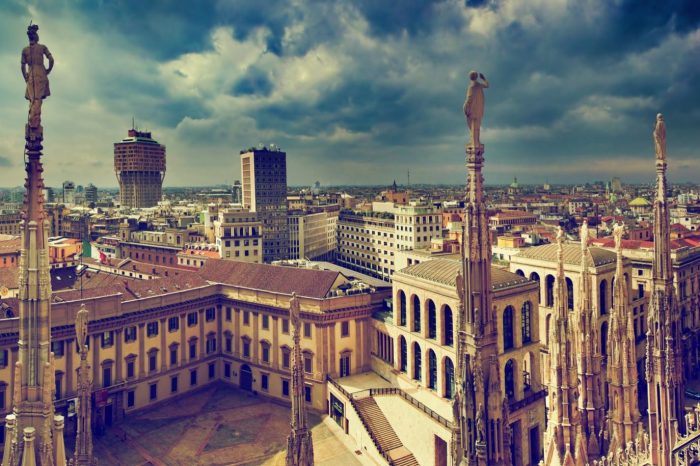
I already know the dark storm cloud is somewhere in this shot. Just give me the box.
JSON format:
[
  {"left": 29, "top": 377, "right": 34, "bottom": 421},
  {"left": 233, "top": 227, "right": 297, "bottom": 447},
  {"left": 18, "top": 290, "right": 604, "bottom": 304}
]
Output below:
[{"left": 1, "top": 0, "right": 699, "bottom": 187}]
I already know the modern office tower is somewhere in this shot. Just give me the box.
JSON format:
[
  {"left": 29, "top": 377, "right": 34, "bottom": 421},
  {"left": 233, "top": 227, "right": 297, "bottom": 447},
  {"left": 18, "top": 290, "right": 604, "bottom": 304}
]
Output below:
[
  {"left": 85, "top": 183, "right": 98, "bottom": 204},
  {"left": 240, "top": 146, "right": 289, "bottom": 262},
  {"left": 62, "top": 180, "right": 75, "bottom": 204},
  {"left": 232, "top": 180, "right": 242, "bottom": 204},
  {"left": 114, "top": 128, "right": 166, "bottom": 208}
]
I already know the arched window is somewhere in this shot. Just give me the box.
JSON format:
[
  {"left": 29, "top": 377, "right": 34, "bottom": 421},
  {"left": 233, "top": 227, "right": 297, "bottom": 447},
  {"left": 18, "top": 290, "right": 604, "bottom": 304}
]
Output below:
[
  {"left": 599, "top": 279, "right": 607, "bottom": 315},
  {"left": 444, "top": 305, "right": 454, "bottom": 346},
  {"left": 398, "top": 290, "right": 407, "bottom": 326},
  {"left": 521, "top": 301, "right": 532, "bottom": 344},
  {"left": 413, "top": 343, "right": 422, "bottom": 381},
  {"left": 601, "top": 322, "right": 609, "bottom": 357},
  {"left": 428, "top": 350, "right": 437, "bottom": 390},
  {"left": 505, "top": 359, "right": 516, "bottom": 399},
  {"left": 515, "top": 269, "right": 525, "bottom": 277},
  {"left": 530, "top": 272, "right": 541, "bottom": 304},
  {"left": 503, "top": 306, "right": 514, "bottom": 350},
  {"left": 444, "top": 357, "right": 455, "bottom": 399},
  {"left": 428, "top": 300, "right": 437, "bottom": 339},
  {"left": 412, "top": 295, "right": 421, "bottom": 333},
  {"left": 399, "top": 336, "right": 407, "bottom": 372},
  {"left": 546, "top": 275, "right": 555, "bottom": 307},
  {"left": 566, "top": 277, "right": 574, "bottom": 311}
]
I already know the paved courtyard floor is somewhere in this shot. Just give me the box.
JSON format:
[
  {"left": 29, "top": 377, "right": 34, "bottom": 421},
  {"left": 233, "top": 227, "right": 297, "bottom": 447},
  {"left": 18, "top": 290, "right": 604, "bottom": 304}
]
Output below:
[{"left": 91, "top": 383, "right": 363, "bottom": 466}]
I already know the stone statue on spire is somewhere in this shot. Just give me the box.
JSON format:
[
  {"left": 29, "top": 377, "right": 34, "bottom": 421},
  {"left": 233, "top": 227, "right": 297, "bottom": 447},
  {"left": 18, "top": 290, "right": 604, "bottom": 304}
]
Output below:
[
  {"left": 463, "top": 70, "right": 489, "bottom": 148},
  {"left": 21, "top": 24, "right": 53, "bottom": 131},
  {"left": 654, "top": 113, "right": 666, "bottom": 161}
]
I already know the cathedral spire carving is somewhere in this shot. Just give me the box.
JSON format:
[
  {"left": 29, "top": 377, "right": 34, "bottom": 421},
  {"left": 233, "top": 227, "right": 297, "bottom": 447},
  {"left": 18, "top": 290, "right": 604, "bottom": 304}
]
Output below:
[
  {"left": 606, "top": 223, "right": 642, "bottom": 453},
  {"left": 646, "top": 113, "right": 684, "bottom": 466},
  {"left": 452, "top": 72, "right": 508, "bottom": 466},
  {"left": 286, "top": 293, "right": 314, "bottom": 466},
  {"left": 574, "top": 221, "right": 604, "bottom": 458},
  {"left": 543, "top": 228, "right": 587, "bottom": 466},
  {"left": 72, "top": 304, "right": 96, "bottom": 466}
]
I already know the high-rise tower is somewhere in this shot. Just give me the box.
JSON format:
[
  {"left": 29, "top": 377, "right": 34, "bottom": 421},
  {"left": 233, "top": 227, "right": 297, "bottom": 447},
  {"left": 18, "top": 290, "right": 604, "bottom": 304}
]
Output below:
[
  {"left": 646, "top": 113, "right": 684, "bottom": 466},
  {"left": 240, "top": 146, "right": 289, "bottom": 262},
  {"left": 114, "top": 129, "right": 166, "bottom": 208}
]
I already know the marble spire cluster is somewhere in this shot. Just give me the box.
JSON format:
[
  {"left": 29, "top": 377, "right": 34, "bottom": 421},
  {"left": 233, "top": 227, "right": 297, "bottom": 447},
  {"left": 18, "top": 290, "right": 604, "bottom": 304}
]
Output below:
[
  {"left": 452, "top": 71, "right": 510, "bottom": 466},
  {"left": 286, "top": 293, "right": 314, "bottom": 466}
]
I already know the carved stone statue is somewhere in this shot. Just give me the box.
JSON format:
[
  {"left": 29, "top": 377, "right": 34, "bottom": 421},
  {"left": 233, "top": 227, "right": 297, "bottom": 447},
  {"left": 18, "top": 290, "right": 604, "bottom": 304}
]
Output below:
[
  {"left": 463, "top": 70, "right": 489, "bottom": 147},
  {"left": 75, "top": 304, "right": 89, "bottom": 353},
  {"left": 475, "top": 403, "right": 485, "bottom": 443},
  {"left": 613, "top": 223, "right": 625, "bottom": 250},
  {"left": 21, "top": 24, "right": 53, "bottom": 129},
  {"left": 290, "top": 292, "right": 301, "bottom": 329},
  {"left": 580, "top": 220, "right": 589, "bottom": 247},
  {"left": 653, "top": 113, "right": 666, "bottom": 160}
]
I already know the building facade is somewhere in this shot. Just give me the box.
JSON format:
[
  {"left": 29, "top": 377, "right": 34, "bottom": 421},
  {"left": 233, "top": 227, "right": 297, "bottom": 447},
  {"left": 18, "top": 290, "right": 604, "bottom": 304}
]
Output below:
[
  {"left": 114, "top": 129, "right": 166, "bottom": 209},
  {"left": 214, "top": 208, "right": 263, "bottom": 263},
  {"left": 240, "top": 147, "right": 289, "bottom": 262}
]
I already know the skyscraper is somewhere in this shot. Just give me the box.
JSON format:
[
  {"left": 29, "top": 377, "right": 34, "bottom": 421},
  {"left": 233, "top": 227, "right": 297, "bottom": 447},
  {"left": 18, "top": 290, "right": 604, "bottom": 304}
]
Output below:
[
  {"left": 84, "top": 183, "right": 97, "bottom": 205},
  {"left": 114, "top": 129, "right": 166, "bottom": 208},
  {"left": 240, "top": 146, "right": 289, "bottom": 262}
]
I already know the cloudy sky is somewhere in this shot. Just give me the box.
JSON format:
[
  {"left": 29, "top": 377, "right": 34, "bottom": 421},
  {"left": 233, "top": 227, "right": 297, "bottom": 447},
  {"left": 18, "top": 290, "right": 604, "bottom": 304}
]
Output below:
[{"left": 0, "top": 0, "right": 698, "bottom": 188}]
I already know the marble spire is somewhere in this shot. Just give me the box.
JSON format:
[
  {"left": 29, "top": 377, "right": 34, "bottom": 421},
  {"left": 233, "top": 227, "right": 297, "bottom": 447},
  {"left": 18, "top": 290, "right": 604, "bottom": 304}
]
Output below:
[
  {"left": 286, "top": 293, "right": 314, "bottom": 466},
  {"left": 543, "top": 228, "right": 587, "bottom": 466},
  {"left": 646, "top": 113, "right": 685, "bottom": 466},
  {"left": 606, "top": 223, "right": 642, "bottom": 452}
]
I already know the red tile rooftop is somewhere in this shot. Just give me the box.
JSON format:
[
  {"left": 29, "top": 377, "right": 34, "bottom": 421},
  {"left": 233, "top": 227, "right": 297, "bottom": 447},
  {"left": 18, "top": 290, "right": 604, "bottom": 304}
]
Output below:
[{"left": 199, "top": 258, "right": 342, "bottom": 299}]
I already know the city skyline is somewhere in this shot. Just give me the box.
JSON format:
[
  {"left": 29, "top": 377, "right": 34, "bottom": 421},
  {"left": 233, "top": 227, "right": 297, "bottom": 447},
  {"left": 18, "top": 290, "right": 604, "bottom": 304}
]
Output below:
[{"left": 0, "top": 1, "right": 699, "bottom": 188}]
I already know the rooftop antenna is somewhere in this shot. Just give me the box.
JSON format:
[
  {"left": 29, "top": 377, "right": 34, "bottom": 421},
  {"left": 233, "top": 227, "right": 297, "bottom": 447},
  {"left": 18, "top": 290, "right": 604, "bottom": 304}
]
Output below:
[{"left": 132, "top": 116, "right": 135, "bottom": 130}]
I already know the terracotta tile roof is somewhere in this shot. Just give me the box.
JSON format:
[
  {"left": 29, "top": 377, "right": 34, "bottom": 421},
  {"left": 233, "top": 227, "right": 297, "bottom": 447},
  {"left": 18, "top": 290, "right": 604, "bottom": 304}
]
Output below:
[
  {"left": 199, "top": 259, "right": 342, "bottom": 299},
  {"left": 397, "top": 259, "right": 531, "bottom": 291},
  {"left": 516, "top": 243, "right": 616, "bottom": 267},
  {"left": 0, "top": 238, "right": 20, "bottom": 254},
  {"left": 0, "top": 268, "right": 19, "bottom": 290}
]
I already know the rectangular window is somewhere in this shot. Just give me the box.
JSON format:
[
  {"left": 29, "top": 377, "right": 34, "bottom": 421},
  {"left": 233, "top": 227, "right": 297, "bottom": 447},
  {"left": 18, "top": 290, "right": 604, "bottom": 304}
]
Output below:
[
  {"left": 103, "top": 368, "right": 111, "bottom": 388},
  {"left": 101, "top": 331, "right": 114, "bottom": 348},
  {"left": 282, "top": 380, "right": 289, "bottom": 397},
  {"left": 262, "top": 346, "right": 270, "bottom": 363},
  {"left": 340, "top": 354, "right": 351, "bottom": 377},
  {"left": 305, "top": 385, "right": 312, "bottom": 403},
  {"left": 149, "top": 383, "right": 157, "bottom": 401},
  {"left": 225, "top": 336, "right": 232, "bottom": 353},
  {"left": 262, "top": 315, "right": 269, "bottom": 329},
  {"left": 206, "top": 308, "right": 216, "bottom": 322},
  {"left": 209, "top": 363, "right": 215, "bottom": 380},
  {"left": 206, "top": 338, "right": 216, "bottom": 354},
  {"left": 127, "top": 390, "right": 135, "bottom": 407},
  {"left": 243, "top": 311, "right": 250, "bottom": 325},
  {"left": 171, "top": 376, "right": 178, "bottom": 393},
  {"left": 187, "top": 312, "right": 198, "bottom": 327},
  {"left": 638, "top": 284, "right": 645, "bottom": 299},
  {"left": 303, "top": 323, "right": 312, "bottom": 338},
  {"left": 55, "top": 378, "right": 61, "bottom": 400},
  {"left": 243, "top": 341, "right": 250, "bottom": 358},
  {"left": 261, "top": 374, "right": 269, "bottom": 391},
  {"left": 283, "top": 351, "right": 290, "bottom": 368},
  {"left": 282, "top": 319, "right": 289, "bottom": 334},
  {"left": 149, "top": 354, "right": 157, "bottom": 372},
  {"left": 51, "top": 341, "right": 65, "bottom": 357},
  {"left": 304, "top": 355, "right": 312, "bottom": 374},
  {"left": 224, "top": 363, "right": 231, "bottom": 378},
  {"left": 225, "top": 307, "right": 232, "bottom": 321},
  {"left": 147, "top": 322, "right": 159, "bottom": 337},
  {"left": 124, "top": 326, "right": 137, "bottom": 342},
  {"left": 0, "top": 390, "right": 5, "bottom": 410},
  {"left": 190, "top": 369, "right": 198, "bottom": 386},
  {"left": 170, "top": 348, "right": 178, "bottom": 366},
  {"left": 127, "top": 360, "right": 135, "bottom": 379},
  {"left": 189, "top": 343, "right": 197, "bottom": 360},
  {"left": 341, "top": 321, "right": 350, "bottom": 337},
  {"left": 168, "top": 317, "right": 179, "bottom": 332}
]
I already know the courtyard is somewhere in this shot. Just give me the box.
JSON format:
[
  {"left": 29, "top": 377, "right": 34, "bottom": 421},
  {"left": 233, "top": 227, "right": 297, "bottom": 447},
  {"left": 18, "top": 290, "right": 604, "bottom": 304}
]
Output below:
[{"left": 89, "top": 383, "right": 363, "bottom": 466}]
